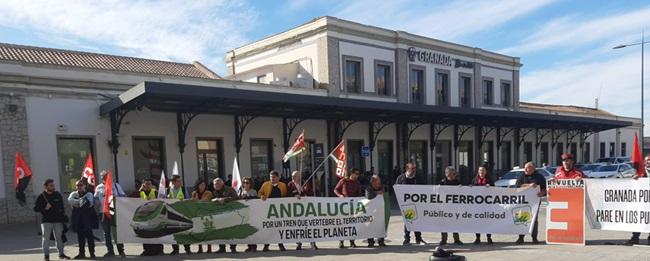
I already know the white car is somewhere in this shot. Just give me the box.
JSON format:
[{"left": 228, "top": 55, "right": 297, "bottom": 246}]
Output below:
[
  {"left": 495, "top": 168, "right": 554, "bottom": 188},
  {"left": 579, "top": 164, "right": 601, "bottom": 176},
  {"left": 595, "top": 157, "right": 631, "bottom": 165},
  {"left": 587, "top": 164, "right": 636, "bottom": 179}
]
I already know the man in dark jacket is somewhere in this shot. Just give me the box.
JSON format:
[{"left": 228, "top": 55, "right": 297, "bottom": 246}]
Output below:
[
  {"left": 68, "top": 179, "right": 98, "bottom": 259},
  {"left": 515, "top": 162, "right": 546, "bottom": 244},
  {"left": 395, "top": 162, "right": 426, "bottom": 246},
  {"left": 212, "top": 178, "right": 239, "bottom": 253},
  {"left": 439, "top": 167, "right": 463, "bottom": 245},
  {"left": 334, "top": 168, "right": 363, "bottom": 248},
  {"left": 366, "top": 175, "right": 386, "bottom": 247},
  {"left": 35, "top": 179, "right": 71, "bottom": 261}
]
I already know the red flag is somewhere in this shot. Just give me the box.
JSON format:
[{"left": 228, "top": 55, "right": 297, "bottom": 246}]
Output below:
[
  {"left": 103, "top": 170, "right": 113, "bottom": 219},
  {"left": 631, "top": 133, "right": 644, "bottom": 176},
  {"left": 328, "top": 141, "right": 346, "bottom": 179},
  {"left": 81, "top": 154, "right": 95, "bottom": 186},
  {"left": 15, "top": 152, "right": 33, "bottom": 206}
]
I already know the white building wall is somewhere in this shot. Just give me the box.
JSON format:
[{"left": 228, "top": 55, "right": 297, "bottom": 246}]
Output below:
[{"left": 26, "top": 97, "right": 112, "bottom": 194}]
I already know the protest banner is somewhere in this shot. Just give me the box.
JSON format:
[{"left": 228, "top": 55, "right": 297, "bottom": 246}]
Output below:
[
  {"left": 116, "top": 194, "right": 389, "bottom": 244},
  {"left": 586, "top": 178, "right": 650, "bottom": 233},
  {"left": 546, "top": 179, "right": 585, "bottom": 245},
  {"left": 393, "top": 185, "right": 541, "bottom": 234}
]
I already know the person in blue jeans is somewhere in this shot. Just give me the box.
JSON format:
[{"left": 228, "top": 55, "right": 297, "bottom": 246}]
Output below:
[
  {"left": 395, "top": 163, "right": 426, "bottom": 246},
  {"left": 94, "top": 170, "right": 126, "bottom": 257}
]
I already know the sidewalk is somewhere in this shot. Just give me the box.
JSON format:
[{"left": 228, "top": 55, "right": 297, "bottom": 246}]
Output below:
[{"left": 0, "top": 206, "right": 648, "bottom": 261}]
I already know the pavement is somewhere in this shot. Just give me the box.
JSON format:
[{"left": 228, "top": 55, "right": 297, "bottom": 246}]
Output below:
[{"left": 0, "top": 204, "right": 649, "bottom": 261}]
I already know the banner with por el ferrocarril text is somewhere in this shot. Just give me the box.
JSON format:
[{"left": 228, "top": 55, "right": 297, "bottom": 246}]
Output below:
[{"left": 393, "top": 185, "right": 541, "bottom": 234}]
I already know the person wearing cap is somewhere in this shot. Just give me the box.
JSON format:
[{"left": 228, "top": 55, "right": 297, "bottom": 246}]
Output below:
[
  {"left": 68, "top": 179, "right": 98, "bottom": 259},
  {"left": 259, "top": 170, "right": 288, "bottom": 252},
  {"left": 94, "top": 170, "right": 126, "bottom": 257},
  {"left": 169, "top": 175, "right": 191, "bottom": 255},
  {"left": 138, "top": 178, "right": 163, "bottom": 256},
  {"left": 554, "top": 153, "right": 585, "bottom": 179},
  {"left": 626, "top": 155, "right": 650, "bottom": 246},
  {"left": 287, "top": 170, "right": 318, "bottom": 250},
  {"left": 212, "top": 177, "right": 239, "bottom": 253},
  {"left": 334, "top": 168, "right": 363, "bottom": 249}
]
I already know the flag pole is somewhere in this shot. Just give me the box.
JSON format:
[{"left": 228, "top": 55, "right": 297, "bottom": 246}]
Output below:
[{"left": 302, "top": 153, "right": 330, "bottom": 187}]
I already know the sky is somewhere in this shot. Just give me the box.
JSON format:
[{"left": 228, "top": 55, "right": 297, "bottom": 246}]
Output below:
[{"left": 0, "top": 0, "right": 649, "bottom": 130}]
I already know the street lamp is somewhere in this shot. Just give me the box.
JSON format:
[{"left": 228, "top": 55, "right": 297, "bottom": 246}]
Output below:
[{"left": 613, "top": 32, "right": 649, "bottom": 152}]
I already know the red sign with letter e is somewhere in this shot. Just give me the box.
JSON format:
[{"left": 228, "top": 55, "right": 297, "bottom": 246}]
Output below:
[{"left": 546, "top": 179, "right": 585, "bottom": 245}]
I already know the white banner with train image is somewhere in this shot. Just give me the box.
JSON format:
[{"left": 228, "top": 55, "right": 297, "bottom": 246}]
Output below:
[{"left": 115, "top": 194, "right": 390, "bottom": 244}]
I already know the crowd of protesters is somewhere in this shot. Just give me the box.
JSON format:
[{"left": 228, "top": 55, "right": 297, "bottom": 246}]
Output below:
[{"left": 33, "top": 152, "right": 649, "bottom": 260}]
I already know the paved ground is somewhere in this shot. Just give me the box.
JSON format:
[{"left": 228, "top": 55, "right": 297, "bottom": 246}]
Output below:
[{"left": 0, "top": 205, "right": 649, "bottom": 261}]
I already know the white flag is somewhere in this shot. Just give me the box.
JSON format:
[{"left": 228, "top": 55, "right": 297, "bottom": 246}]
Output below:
[
  {"left": 232, "top": 157, "right": 242, "bottom": 191},
  {"left": 172, "top": 161, "right": 179, "bottom": 175},
  {"left": 158, "top": 171, "right": 167, "bottom": 199}
]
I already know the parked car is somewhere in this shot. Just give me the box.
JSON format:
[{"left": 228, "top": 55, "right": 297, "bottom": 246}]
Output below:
[
  {"left": 587, "top": 164, "right": 636, "bottom": 179},
  {"left": 578, "top": 164, "right": 601, "bottom": 176},
  {"left": 595, "top": 157, "right": 630, "bottom": 164},
  {"left": 543, "top": 166, "right": 557, "bottom": 175},
  {"left": 495, "top": 168, "right": 554, "bottom": 188}
]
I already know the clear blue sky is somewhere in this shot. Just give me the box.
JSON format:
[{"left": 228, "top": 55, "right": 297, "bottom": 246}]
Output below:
[{"left": 0, "top": 0, "right": 648, "bottom": 126}]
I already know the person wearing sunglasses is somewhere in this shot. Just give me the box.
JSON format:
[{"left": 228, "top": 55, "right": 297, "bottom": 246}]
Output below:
[{"left": 238, "top": 177, "right": 259, "bottom": 252}]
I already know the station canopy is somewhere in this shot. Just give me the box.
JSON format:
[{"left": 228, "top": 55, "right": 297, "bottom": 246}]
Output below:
[{"left": 101, "top": 81, "right": 632, "bottom": 132}]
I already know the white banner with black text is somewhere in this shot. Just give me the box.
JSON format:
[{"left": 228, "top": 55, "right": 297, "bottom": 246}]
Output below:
[
  {"left": 586, "top": 178, "right": 650, "bottom": 233},
  {"left": 394, "top": 185, "right": 541, "bottom": 234}
]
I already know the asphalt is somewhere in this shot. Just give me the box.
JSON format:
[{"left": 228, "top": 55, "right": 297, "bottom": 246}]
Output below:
[{"left": 0, "top": 205, "right": 649, "bottom": 261}]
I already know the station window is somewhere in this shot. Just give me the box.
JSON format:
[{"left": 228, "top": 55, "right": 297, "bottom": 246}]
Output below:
[
  {"left": 250, "top": 139, "right": 273, "bottom": 178},
  {"left": 375, "top": 62, "right": 392, "bottom": 96},
  {"left": 483, "top": 79, "right": 493, "bottom": 105},
  {"left": 436, "top": 70, "right": 450, "bottom": 106},
  {"left": 501, "top": 81, "right": 511, "bottom": 107},
  {"left": 57, "top": 137, "right": 94, "bottom": 193},
  {"left": 132, "top": 137, "right": 166, "bottom": 186},
  {"left": 344, "top": 56, "right": 363, "bottom": 93},
  {"left": 410, "top": 67, "right": 425, "bottom": 104},
  {"left": 196, "top": 138, "right": 225, "bottom": 182},
  {"left": 459, "top": 75, "right": 472, "bottom": 107}
]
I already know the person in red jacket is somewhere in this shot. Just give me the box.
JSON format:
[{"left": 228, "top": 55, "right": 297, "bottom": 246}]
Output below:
[
  {"left": 554, "top": 154, "right": 585, "bottom": 179},
  {"left": 287, "top": 170, "right": 318, "bottom": 250},
  {"left": 334, "top": 168, "right": 362, "bottom": 248}
]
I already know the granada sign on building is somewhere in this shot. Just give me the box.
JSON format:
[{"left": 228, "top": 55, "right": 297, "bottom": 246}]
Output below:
[{"left": 407, "top": 47, "right": 452, "bottom": 66}]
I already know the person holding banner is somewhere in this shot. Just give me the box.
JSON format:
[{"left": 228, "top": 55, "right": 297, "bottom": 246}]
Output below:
[
  {"left": 259, "top": 171, "right": 288, "bottom": 252},
  {"left": 334, "top": 168, "right": 363, "bottom": 248},
  {"left": 472, "top": 166, "right": 494, "bottom": 245},
  {"left": 288, "top": 170, "right": 319, "bottom": 250},
  {"left": 68, "top": 179, "right": 98, "bottom": 259},
  {"left": 139, "top": 178, "right": 163, "bottom": 256},
  {"left": 169, "top": 175, "right": 192, "bottom": 255},
  {"left": 366, "top": 175, "right": 386, "bottom": 247},
  {"left": 515, "top": 162, "right": 546, "bottom": 244},
  {"left": 626, "top": 155, "right": 650, "bottom": 246},
  {"left": 396, "top": 162, "right": 426, "bottom": 246},
  {"left": 191, "top": 178, "right": 214, "bottom": 253},
  {"left": 439, "top": 167, "right": 463, "bottom": 245},
  {"left": 34, "top": 179, "right": 71, "bottom": 261},
  {"left": 212, "top": 178, "right": 239, "bottom": 253},
  {"left": 94, "top": 170, "right": 126, "bottom": 258},
  {"left": 238, "top": 177, "right": 259, "bottom": 252},
  {"left": 554, "top": 154, "right": 585, "bottom": 180}
]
